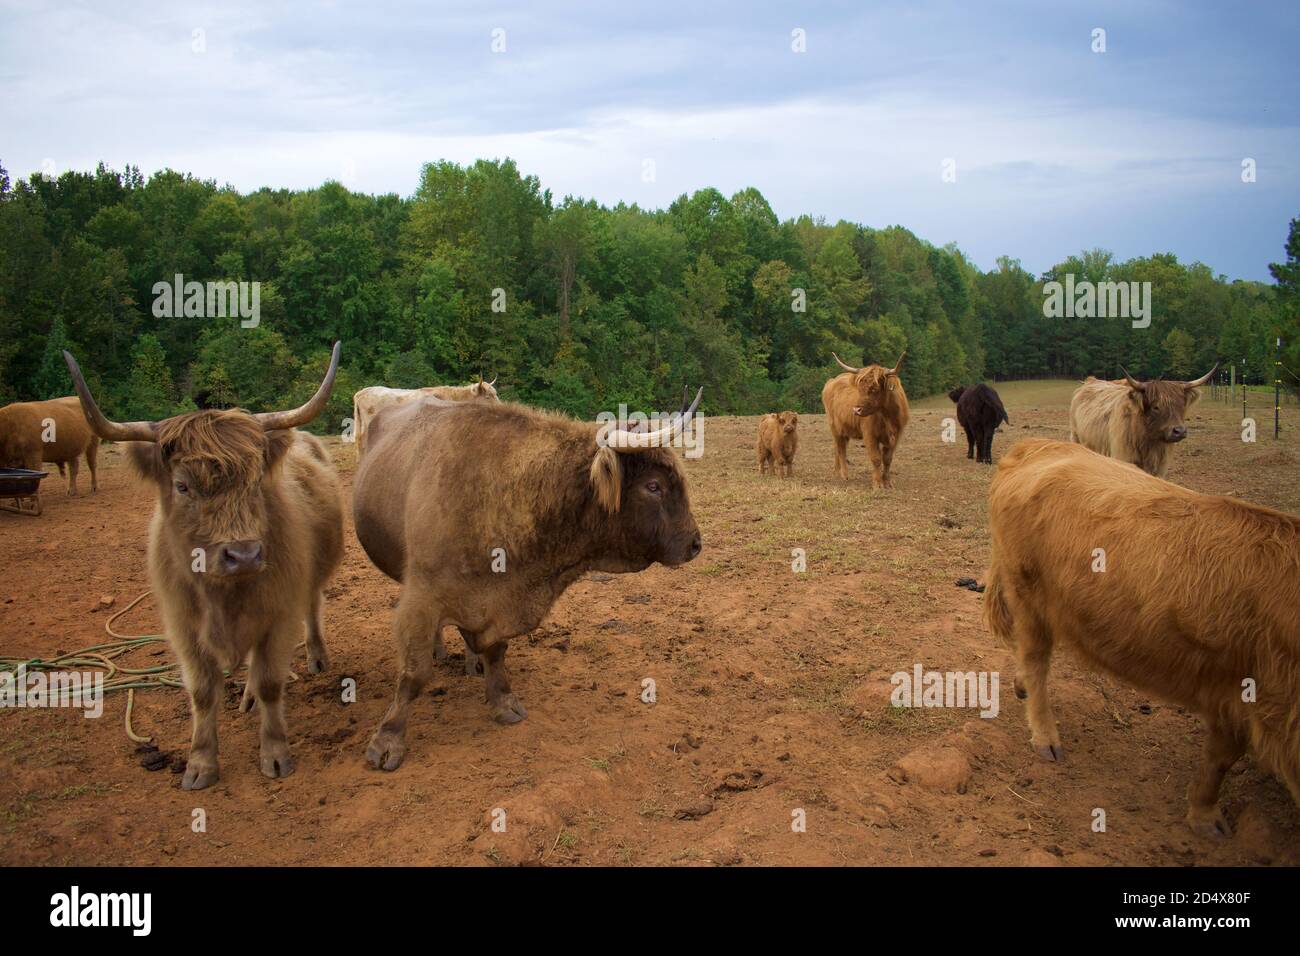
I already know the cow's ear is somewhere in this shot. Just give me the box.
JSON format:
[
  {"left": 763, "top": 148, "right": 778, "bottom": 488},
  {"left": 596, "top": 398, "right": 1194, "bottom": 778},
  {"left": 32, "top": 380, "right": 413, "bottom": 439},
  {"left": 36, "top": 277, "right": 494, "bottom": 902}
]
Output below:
[
  {"left": 127, "top": 441, "right": 168, "bottom": 486},
  {"left": 264, "top": 429, "right": 296, "bottom": 472},
  {"left": 590, "top": 445, "right": 622, "bottom": 513}
]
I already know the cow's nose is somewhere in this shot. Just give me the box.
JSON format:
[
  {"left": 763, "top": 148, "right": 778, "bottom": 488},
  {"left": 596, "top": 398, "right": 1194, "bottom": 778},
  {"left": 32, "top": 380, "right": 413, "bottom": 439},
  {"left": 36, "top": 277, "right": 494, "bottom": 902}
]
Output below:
[
  {"left": 218, "top": 540, "right": 263, "bottom": 574},
  {"left": 1168, "top": 426, "right": 1187, "bottom": 442},
  {"left": 688, "top": 531, "right": 702, "bottom": 560}
]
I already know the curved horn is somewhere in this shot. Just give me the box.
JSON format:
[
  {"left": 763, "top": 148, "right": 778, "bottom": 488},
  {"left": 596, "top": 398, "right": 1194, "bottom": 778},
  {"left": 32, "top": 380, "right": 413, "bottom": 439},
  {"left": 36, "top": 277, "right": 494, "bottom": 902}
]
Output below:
[
  {"left": 890, "top": 350, "right": 907, "bottom": 375},
  {"left": 1185, "top": 363, "right": 1218, "bottom": 388},
  {"left": 62, "top": 350, "right": 158, "bottom": 443},
  {"left": 488, "top": 375, "right": 498, "bottom": 387},
  {"left": 832, "top": 352, "right": 860, "bottom": 374},
  {"left": 604, "top": 387, "right": 703, "bottom": 452},
  {"left": 253, "top": 341, "right": 341, "bottom": 431},
  {"left": 1119, "top": 366, "right": 1146, "bottom": 391},
  {"left": 679, "top": 385, "right": 691, "bottom": 415}
]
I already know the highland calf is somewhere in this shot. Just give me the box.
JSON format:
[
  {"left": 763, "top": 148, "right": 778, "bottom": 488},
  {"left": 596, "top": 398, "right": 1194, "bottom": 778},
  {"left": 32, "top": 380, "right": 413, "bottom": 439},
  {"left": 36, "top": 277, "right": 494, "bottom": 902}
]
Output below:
[
  {"left": 822, "top": 352, "right": 909, "bottom": 488},
  {"left": 984, "top": 438, "right": 1300, "bottom": 837},
  {"left": 757, "top": 411, "right": 798, "bottom": 477},
  {"left": 948, "top": 384, "right": 1009, "bottom": 464},
  {"left": 63, "top": 345, "right": 345, "bottom": 790},
  {"left": 1069, "top": 366, "right": 1215, "bottom": 478}
]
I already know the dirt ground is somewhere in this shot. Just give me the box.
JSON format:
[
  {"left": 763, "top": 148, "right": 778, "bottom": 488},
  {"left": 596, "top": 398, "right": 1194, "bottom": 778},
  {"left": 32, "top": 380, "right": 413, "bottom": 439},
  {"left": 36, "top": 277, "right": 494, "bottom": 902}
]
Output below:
[{"left": 2, "top": 379, "right": 1298, "bottom": 867}]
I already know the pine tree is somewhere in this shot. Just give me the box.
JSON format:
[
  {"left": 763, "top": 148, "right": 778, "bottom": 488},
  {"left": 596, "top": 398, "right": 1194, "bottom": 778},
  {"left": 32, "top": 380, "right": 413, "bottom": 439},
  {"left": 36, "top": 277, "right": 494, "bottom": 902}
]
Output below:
[
  {"left": 122, "top": 333, "right": 173, "bottom": 419},
  {"left": 33, "top": 315, "right": 73, "bottom": 399}
]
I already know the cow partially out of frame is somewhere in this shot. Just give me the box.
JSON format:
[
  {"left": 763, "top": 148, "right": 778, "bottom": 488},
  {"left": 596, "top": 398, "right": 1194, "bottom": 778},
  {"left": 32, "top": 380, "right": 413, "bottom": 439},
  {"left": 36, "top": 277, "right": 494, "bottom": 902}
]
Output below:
[
  {"left": 0, "top": 396, "right": 100, "bottom": 495},
  {"left": 1068, "top": 365, "right": 1216, "bottom": 478},
  {"left": 63, "top": 344, "right": 345, "bottom": 790},
  {"left": 984, "top": 438, "right": 1300, "bottom": 837}
]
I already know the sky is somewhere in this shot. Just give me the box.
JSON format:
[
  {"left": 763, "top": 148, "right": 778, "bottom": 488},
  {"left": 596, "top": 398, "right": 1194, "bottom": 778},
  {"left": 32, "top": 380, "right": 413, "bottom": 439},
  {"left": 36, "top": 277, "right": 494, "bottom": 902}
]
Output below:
[{"left": 2, "top": 0, "right": 1297, "bottom": 280}]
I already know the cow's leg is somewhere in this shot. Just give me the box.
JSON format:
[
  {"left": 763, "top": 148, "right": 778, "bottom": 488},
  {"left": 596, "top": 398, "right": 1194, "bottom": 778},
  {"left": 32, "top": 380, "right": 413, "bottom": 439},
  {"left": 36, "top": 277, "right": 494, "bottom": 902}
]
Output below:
[
  {"left": 65, "top": 455, "right": 79, "bottom": 496},
  {"left": 863, "top": 437, "right": 886, "bottom": 489},
  {"left": 984, "top": 430, "right": 995, "bottom": 463},
  {"left": 832, "top": 433, "right": 850, "bottom": 478},
  {"left": 366, "top": 585, "right": 438, "bottom": 771},
  {"left": 250, "top": 631, "right": 296, "bottom": 779},
  {"left": 179, "top": 647, "right": 223, "bottom": 790},
  {"left": 478, "top": 638, "right": 527, "bottom": 724},
  {"left": 1185, "top": 720, "right": 1246, "bottom": 838},
  {"left": 1014, "top": 614, "right": 1062, "bottom": 761},
  {"left": 457, "top": 627, "right": 484, "bottom": 676},
  {"left": 963, "top": 423, "right": 975, "bottom": 459},
  {"left": 305, "top": 588, "right": 330, "bottom": 674},
  {"left": 85, "top": 442, "right": 99, "bottom": 492},
  {"left": 879, "top": 436, "right": 898, "bottom": 488}
]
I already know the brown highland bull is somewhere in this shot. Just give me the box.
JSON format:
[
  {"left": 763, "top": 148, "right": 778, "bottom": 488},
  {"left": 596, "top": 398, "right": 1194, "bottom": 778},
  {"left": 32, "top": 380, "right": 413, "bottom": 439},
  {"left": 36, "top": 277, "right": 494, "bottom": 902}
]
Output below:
[
  {"left": 822, "top": 351, "right": 909, "bottom": 488},
  {"left": 0, "top": 396, "right": 99, "bottom": 495},
  {"left": 354, "top": 390, "right": 704, "bottom": 771},
  {"left": 984, "top": 438, "right": 1300, "bottom": 837},
  {"left": 63, "top": 344, "right": 345, "bottom": 790}
]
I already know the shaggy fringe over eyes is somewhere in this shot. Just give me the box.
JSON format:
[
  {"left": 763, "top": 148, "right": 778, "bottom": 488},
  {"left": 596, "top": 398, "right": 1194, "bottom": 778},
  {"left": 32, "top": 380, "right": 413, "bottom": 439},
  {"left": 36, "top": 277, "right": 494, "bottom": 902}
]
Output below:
[
  {"left": 857, "top": 367, "right": 890, "bottom": 391},
  {"left": 590, "top": 445, "right": 622, "bottom": 513},
  {"left": 156, "top": 410, "right": 269, "bottom": 492}
]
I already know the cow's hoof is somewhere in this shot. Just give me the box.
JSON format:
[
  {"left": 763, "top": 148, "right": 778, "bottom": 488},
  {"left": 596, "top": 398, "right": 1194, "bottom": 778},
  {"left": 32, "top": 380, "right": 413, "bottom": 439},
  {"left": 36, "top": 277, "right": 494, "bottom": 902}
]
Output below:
[
  {"left": 239, "top": 686, "right": 256, "bottom": 712},
  {"left": 307, "top": 649, "right": 330, "bottom": 675},
  {"left": 181, "top": 761, "right": 219, "bottom": 790},
  {"left": 1187, "top": 806, "right": 1231, "bottom": 839},
  {"left": 490, "top": 694, "right": 528, "bottom": 724},
  {"left": 366, "top": 730, "right": 407, "bottom": 771},
  {"left": 260, "top": 746, "right": 296, "bottom": 780},
  {"left": 464, "top": 652, "right": 484, "bottom": 677},
  {"left": 1033, "top": 742, "right": 1065, "bottom": 762},
  {"left": 1013, "top": 678, "right": 1027, "bottom": 700}
]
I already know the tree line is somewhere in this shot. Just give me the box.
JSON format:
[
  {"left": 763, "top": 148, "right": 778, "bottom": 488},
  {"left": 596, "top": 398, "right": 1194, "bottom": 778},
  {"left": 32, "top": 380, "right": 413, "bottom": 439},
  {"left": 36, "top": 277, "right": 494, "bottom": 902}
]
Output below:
[{"left": 0, "top": 159, "right": 1295, "bottom": 432}]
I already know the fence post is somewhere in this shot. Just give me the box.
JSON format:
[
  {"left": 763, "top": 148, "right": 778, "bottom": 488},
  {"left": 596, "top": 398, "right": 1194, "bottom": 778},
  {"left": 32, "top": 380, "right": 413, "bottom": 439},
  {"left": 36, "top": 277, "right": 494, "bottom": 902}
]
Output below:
[{"left": 1276, "top": 335, "right": 1283, "bottom": 440}]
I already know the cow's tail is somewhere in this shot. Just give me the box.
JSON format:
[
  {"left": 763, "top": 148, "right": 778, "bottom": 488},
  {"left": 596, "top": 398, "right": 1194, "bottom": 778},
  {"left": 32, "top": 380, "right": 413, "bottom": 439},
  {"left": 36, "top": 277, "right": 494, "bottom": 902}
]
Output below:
[
  {"left": 982, "top": 562, "right": 1015, "bottom": 651},
  {"left": 988, "top": 389, "right": 1010, "bottom": 426},
  {"left": 351, "top": 394, "right": 362, "bottom": 453}
]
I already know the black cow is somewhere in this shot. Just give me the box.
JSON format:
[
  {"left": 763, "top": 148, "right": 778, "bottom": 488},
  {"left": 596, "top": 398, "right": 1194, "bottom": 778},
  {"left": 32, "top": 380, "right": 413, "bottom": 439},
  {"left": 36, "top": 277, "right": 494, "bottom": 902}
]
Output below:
[{"left": 948, "top": 384, "right": 1009, "bottom": 464}]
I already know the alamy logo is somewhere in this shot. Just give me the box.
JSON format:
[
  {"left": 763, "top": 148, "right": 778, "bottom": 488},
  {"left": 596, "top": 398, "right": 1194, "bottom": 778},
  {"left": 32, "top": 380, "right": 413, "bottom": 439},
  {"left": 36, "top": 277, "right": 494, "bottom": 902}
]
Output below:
[
  {"left": 1042, "top": 274, "right": 1151, "bottom": 328},
  {"left": 49, "top": 886, "right": 151, "bottom": 936},
  {"left": 152, "top": 273, "right": 260, "bottom": 327},
  {"left": 891, "top": 664, "right": 1000, "bottom": 718},
  {"left": 0, "top": 665, "right": 103, "bottom": 718}
]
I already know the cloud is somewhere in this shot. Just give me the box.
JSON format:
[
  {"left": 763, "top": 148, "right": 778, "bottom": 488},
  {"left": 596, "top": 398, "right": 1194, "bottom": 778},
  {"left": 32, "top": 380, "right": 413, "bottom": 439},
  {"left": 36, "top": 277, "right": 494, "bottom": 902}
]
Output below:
[{"left": 1, "top": 0, "right": 1296, "bottom": 279}]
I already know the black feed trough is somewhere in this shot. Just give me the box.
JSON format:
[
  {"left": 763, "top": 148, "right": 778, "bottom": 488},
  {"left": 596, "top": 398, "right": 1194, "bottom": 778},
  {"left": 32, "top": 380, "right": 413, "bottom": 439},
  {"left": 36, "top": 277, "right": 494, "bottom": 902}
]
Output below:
[{"left": 0, "top": 467, "right": 49, "bottom": 516}]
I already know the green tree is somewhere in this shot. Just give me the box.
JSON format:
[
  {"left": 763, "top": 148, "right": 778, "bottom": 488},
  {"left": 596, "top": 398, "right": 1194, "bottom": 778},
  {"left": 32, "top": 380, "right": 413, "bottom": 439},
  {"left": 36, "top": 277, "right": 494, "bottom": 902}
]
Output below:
[
  {"left": 121, "top": 333, "right": 174, "bottom": 418},
  {"left": 1162, "top": 328, "right": 1197, "bottom": 377},
  {"left": 33, "top": 315, "right": 73, "bottom": 399}
]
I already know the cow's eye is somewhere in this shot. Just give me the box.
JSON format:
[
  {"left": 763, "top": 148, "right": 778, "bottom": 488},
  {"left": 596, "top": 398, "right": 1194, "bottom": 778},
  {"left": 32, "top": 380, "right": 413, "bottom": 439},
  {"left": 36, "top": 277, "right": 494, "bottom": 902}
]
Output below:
[
  {"left": 645, "top": 480, "right": 663, "bottom": 496},
  {"left": 174, "top": 481, "right": 189, "bottom": 495}
]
